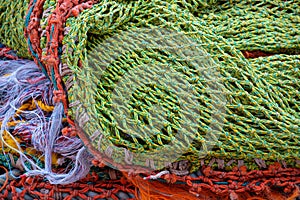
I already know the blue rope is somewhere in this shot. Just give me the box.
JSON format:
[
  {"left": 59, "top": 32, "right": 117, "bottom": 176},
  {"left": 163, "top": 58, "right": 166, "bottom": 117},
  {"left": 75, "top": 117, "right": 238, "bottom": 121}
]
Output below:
[
  {"left": 25, "top": 0, "right": 49, "bottom": 79},
  {"left": 27, "top": 38, "right": 49, "bottom": 79},
  {"left": 25, "top": 0, "right": 37, "bottom": 27},
  {"left": 49, "top": 24, "right": 60, "bottom": 91},
  {"left": 50, "top": 24, "right": 54, "bottom": 42},
  {"left": 51, "top": 67, "right": 58, "bottom": 90},
  {"left": 214, "top": 182, "right": 229, "bottom": 185}
]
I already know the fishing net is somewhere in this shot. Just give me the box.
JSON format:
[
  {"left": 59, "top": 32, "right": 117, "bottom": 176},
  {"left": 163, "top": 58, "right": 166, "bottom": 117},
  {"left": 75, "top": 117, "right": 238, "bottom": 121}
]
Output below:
[
  {"left": 0, "top": 0, "right": 299, "bottom": 199},
  {"left": 63, "top": 0, "right": 300, "bottom": 171}
]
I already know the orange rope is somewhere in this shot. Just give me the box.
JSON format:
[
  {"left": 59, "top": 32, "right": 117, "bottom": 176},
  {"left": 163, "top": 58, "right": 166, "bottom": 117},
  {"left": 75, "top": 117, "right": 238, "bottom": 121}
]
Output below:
[
  {"left": 0, "top": 166, "right": 9, "bottom": 191},
  {"left": 0, "top": 47, "right": 18, "bottom": 60},
  {"left": 241, "top": 50, "right": 273, "bottom": 58},
  {"left": 21, "top": 1, "right": 300, "bottom": 200}
]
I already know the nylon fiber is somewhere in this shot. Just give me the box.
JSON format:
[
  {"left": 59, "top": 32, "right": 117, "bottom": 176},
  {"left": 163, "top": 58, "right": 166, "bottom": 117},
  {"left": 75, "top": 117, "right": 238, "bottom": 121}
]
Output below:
[{"left": 0, "top": 0, "right": 299, "bottom": 199}]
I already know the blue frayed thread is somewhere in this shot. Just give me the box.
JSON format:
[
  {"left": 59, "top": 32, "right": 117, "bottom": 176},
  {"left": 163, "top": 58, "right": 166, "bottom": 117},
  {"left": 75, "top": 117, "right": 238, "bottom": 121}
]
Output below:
[{"left": 0, "top": 60, "right": 91, "bottom": 184}]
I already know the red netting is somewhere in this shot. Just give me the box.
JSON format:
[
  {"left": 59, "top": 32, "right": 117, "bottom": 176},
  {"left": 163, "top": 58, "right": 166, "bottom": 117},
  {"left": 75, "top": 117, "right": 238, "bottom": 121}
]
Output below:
[{"left": 0, "top": 163, "right": 299, "bottom": 199}]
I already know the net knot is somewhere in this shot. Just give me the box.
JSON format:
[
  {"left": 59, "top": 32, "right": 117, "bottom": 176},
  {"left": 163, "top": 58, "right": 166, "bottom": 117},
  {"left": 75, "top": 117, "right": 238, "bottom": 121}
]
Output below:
[
  {"left": 62, "top": 127, "right": 77, "bottom": 137},
  {"left": 53, "top": 90, "right": 66, "bottom": 103}
]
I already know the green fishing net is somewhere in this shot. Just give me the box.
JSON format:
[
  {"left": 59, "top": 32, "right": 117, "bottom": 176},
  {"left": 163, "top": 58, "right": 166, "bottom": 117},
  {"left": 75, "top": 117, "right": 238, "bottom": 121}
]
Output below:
[
  {"left": 0, "top": 0, "right": 299, "bottom": 172},
  {"left": 0, "top": 0, "right": 31, "bottom": 59}
]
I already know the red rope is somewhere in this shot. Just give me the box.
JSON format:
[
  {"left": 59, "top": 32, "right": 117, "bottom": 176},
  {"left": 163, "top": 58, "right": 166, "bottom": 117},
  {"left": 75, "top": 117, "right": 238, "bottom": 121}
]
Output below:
[
  {"left": 0, "top": 47, "right": 18, "bottom": 60},
  {"left": 242, "top": 50, "right": 273, "bottom": 58}
]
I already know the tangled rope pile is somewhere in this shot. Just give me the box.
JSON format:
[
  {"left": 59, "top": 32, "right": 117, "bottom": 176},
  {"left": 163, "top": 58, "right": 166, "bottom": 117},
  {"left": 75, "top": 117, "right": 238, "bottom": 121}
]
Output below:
[{"left": 0, "top": 0, "right": 299, "bottom": 199}]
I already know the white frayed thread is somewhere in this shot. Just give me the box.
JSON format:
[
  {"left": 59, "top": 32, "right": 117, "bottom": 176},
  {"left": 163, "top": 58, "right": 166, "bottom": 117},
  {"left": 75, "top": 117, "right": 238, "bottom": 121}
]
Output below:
[
  {"left": 143, "top": 170, "right": 170, "bottom": 180},
  {"left": 0, "top": 60, "right": 91, "bottom": 184}
]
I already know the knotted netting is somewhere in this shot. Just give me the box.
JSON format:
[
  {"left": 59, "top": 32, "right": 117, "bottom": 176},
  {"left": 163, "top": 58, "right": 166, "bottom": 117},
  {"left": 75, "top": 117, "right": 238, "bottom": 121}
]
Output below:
[{"left": 0, "top": 0, "right": 299, "bottom": 199}]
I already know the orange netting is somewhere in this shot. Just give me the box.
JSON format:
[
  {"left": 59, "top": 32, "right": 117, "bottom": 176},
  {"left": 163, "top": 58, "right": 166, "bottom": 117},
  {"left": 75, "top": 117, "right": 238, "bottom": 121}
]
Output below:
[{"left": 0, "top": 163, "right": 299, "bottom": 199}]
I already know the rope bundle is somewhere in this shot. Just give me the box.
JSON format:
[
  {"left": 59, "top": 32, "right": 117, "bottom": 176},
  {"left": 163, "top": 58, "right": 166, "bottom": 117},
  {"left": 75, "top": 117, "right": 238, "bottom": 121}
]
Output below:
[
  {"left": 61, "top": 0, "right": 300, "bottom": 171},
  {"left": 0, "top": 0, "right": 299, "bottom": 199}
]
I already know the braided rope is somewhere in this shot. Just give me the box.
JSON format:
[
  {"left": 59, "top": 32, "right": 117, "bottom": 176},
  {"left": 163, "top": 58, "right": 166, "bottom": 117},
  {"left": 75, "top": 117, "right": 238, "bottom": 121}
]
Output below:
[
  {"left": 0, "top": 0, "right": 299, "bottom": 199},
  {"left": 60, "top": 0, "right": 300, "bottom": 171}
]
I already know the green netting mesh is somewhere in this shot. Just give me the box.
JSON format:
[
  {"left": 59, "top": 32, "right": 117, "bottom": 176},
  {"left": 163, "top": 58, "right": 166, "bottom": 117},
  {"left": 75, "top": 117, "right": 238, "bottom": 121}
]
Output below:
[
  {"left": 0, "top": 0, "right": 31, "bottom": 59},
  {"left": 60, "top": 0, "right": 300, "bottom": 171},
  {"left": 0, "top": 0, "right": 299, "bottom": 172},
  {"left": 194, "top": 0, "right": 300, "bottom": 53}
]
